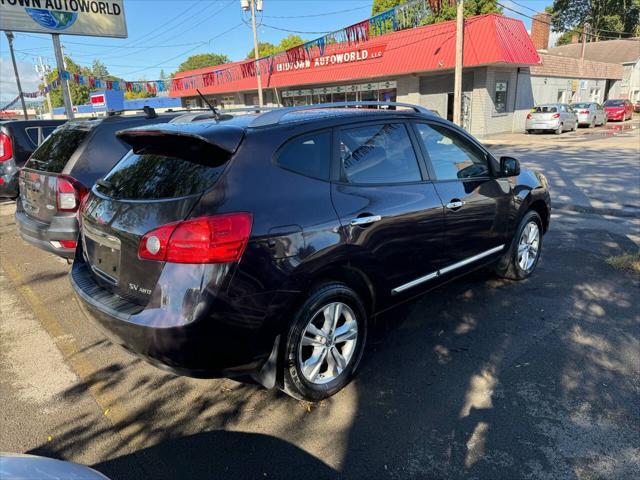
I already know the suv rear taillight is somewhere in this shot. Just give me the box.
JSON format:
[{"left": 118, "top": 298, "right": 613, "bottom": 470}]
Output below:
[
  {"left": 57, "top": 175, "right": 88, "bottom": 212},
  {"left": 139, "top": 213, "right": 253, "bottom": 264},
  {"left": 580, "top": 110, "right": 590, "bottom": 114},
  {"left": 552, "top": 113, "right": 560, "bottom": 118},
  {"left": 526, "top": 113, "right": 533, "bottom": 119},
  {"left": 0, "top": 133, "right": 12, "bottom": 162}
]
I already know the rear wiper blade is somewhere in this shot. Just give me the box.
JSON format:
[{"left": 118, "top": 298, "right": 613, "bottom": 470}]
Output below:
[{"left": 96, "top": 178, "right": 114, "bottom": 191}]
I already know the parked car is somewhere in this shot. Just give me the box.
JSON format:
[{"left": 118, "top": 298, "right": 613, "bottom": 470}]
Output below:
[
  {"left": 603, "top": 99, "right": 633, "bottom": 121},
  {"left": 525, "top": 104, "right": 578, "bottom": 134},
  {"left": 0, "top": 119, "right": 66, "bottom": 198},
  {"left": 15, "top": 110, "right": 179, "bottom": 259},
  {"left": 634, "top": 100, "right": 640, "bottom": 113},
  {"left": 570, "top": 102, "right": 607, "bottom": 127},
  {"left": 0, "top": 453, "right": 109, "bottom": 479},
  {"left": 70, "top": 102, "right": 551, "bottom": 401}
]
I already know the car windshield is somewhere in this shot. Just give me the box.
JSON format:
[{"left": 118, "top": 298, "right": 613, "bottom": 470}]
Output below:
[
  {"left": 572, "top": 103, "right": 592, "bottom": 109},
  {"left": 604, "top": 100, "right": 624, "bottom": 107},
  {"left": 533, "top": 106, "right": 557, "bottom": 113}
]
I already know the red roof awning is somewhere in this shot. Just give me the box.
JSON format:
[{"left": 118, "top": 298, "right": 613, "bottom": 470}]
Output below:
[{"left": 170, "top": 14, "right": 540, "bottom": 98}]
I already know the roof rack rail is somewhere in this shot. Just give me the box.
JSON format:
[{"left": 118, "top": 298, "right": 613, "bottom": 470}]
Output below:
[{"left": 249, "top": 101, "right": 430, "bottom": 128}]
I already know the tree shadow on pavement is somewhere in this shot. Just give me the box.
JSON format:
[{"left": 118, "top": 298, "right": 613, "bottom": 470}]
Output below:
[{"left": 27, "top": 228, "right": 639, "bottom": 479}]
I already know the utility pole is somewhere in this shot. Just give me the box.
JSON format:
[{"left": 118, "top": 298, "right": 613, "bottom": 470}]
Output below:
[
  {"left": 242, "top": 0, "right": 264, "bottom": 107},
  {"left": 52, "top": 34, "right": 74, "bottom": 119},
  {"left": 453, "top": 0, "right": 464, "bottom": 127},
  {"left": 36, "top": 56, "right": 53, "bottom": 117},
  {"left": 580, "top": 23, "right": 589, "bottom": 63},
  {"left": 5, "top": 32, "right": 28, "bottom": 120}
]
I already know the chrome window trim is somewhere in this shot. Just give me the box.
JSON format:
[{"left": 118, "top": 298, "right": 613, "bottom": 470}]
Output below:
[{"left": 391, "top": 244, "right": 505, "bottom": 295}]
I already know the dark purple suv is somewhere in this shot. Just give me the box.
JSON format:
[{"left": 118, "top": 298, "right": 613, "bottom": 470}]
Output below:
[{"left": 71, "top": 103, "right": 551, "bottom": 401}]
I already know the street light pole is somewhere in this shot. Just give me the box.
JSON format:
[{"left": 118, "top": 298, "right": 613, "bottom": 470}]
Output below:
[
  {"left": 5, "top": 31, "right": 28, "bottom": 120},
  {"left": 250, "top": 0, "right": 264, "bottom": 107},
  {"left": 453, "top": 0, "right": 464, "bottom": 127}
]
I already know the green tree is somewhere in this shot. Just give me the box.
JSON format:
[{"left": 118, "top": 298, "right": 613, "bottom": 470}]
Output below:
[
  {"left": 125, "top": 91, "right": 153, "bottom": 100},
  {"left": 372, "top": 0, "right": 406, "bottom": 16},
  {"left": 174, "top": 53, "right": 230, "bottom": 74},
  {"left": 245, "top": 35, "right": 305, "bottom": 59},
  {"left": 371, "top": 0, "right": 500, "bottom": 26},
  {"left": 550, "top": 0, "right": 639, "bottom": 40}
]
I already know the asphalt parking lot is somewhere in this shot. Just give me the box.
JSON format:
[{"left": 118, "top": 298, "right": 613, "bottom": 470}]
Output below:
[{"left": 1, "top": 123, "right": 639, "bottom": 479}]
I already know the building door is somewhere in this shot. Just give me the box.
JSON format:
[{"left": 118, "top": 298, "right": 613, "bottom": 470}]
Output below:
[
  {"left": 446, "top": 93, "right": 471, "bottom": 131},
  {"left": 446, "top": 93, "right": 454, "bottom": 121}
]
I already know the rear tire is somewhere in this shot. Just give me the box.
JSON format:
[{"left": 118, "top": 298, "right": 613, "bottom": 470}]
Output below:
[
  {"left": 281, "top": 282, "right": 367, "bottom": 401},
  {"left": 526, "top": 129, "right": 533, "bottom": 135},
  {"left": 589, "top": 117, "right": 596, "bottom": 128},
  {"left": 555, "top": 123, "right": 563, "bottom": 135},
  {"left": 495, "top": 211, "right": 543, "bottom": 281}
]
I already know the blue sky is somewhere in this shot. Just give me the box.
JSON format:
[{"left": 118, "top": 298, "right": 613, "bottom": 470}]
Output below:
[{"left": 0, "top": 0, "right": 552, "bottom": 102}]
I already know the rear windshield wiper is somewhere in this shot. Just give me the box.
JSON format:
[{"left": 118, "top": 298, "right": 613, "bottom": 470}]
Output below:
[{"left": 96, "top": 178, "right": 114, "bottom": 192}]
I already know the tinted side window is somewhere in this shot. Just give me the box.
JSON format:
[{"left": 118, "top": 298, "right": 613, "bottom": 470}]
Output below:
[
  {"left": 276, "top": 130, "right": 331, "bottom": 180},
  {"left": 25, "top": 127, "right": 39, "bottom": 146},
  {"left": 339, "top": 123, "right": 421, "bottom": 184},
  {"left": 415, "top": 123, "right": 490, "bottom": 181},
  {"left": 24, "top": 125, "right": 92, "bottom": 173}
]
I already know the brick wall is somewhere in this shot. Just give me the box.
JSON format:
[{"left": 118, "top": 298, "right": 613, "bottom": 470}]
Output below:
[{"left": 531, "top": 13, "right": 551, "bottom": 50}]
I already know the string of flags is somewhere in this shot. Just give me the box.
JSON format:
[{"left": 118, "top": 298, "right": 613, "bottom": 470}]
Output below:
[
  {"left": 0, "top": 96, "right": 21, "bottom": 112},
  {"left": 171, "top": 0, "right": 451, "bottom": 91},
  {"left": 17, "top": 0, "right": 453, "bottom": 100}
]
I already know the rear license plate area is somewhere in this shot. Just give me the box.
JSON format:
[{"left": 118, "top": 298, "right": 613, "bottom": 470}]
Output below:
[{"left": 82, "top": 224, "right": 121, "bottom": 284}]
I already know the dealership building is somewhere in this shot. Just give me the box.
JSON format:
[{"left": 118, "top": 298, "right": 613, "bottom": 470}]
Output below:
[{"left": 170, "top": 13, "right": 630, "bottom": 136}]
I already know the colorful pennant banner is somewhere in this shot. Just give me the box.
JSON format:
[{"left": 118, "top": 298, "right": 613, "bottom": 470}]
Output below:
[{"left": 17, "top": 0, "right": 453, "bottom": 100}]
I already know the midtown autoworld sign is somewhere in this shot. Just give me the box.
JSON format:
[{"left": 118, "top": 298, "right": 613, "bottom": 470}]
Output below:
[{"left": 0, "top": 0, "right": 127, "bottom": 38}]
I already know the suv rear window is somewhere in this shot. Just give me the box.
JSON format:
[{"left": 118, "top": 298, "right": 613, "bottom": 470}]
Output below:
[
  {"left": 25, "top": 125, "right": 92, "bottom": 173},
  {"left": 98, "top": 149, "right": 227, "bottom": 200}
]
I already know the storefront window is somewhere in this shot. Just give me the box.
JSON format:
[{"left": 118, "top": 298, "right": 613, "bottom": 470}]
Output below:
[{"left": 494, "top": 81, "right": 508, "bottom": 113}]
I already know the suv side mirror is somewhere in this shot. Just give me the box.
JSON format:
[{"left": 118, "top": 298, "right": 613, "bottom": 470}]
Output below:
[{"left": 500, "top": 156, "right": 520, "bottom": 177}]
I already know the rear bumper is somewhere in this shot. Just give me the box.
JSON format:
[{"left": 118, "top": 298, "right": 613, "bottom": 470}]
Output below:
[
  {"left": 70, "top": 258, "right": 287, "bottom": 379},
  {"left": 606, "top": 111, "right": 625, "bottom": 120},
  {"left": 15, "top": 199, "right": 78, "bottom": 259},
  {"left": 576, "top": 114, "right": 593, "bottom": 125},
  {"left": 525, "top": 119, "right": 560, "bottom": 130}
]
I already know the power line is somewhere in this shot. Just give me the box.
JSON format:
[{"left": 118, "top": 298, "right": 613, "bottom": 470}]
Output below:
[
  {"left": 261, "top": 5, "right": 369, "bottom": 18},
  {"left": 108, "top": 22, "right": 244, "bottom": 77},
  {"left": 259, "top": 23, "right": 331, "bottom": 35}
]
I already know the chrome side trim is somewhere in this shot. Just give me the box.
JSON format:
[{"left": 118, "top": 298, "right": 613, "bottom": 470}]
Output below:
[
  {"left": 439, "top": 245, "right": 505, "bottom": 275},
  {"left": 391, "top": 271, "right": 439, "bottom": 295},
  {"left": 391, "top": 244, "right": 505, "bottom": 295}
]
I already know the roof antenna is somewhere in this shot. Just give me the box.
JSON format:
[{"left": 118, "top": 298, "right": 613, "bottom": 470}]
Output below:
[{"left": 196, "top": 89, "right": 221, "bottom": 121}]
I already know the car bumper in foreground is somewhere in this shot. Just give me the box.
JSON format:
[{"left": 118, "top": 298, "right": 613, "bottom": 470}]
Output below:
[{"left": 15, "top": 199, "right": 78, "bottom": 258}]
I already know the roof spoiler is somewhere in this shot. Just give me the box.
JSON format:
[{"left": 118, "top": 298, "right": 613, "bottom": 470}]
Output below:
[{"left": 116, "top": 123, "right": 245, "bottom": 155}]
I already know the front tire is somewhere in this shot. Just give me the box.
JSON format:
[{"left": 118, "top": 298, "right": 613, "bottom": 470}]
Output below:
[
  {"left": 282, "top": 282, "right": 367, "bottom": 401},
  {"left": 496, "top": 211, "right": 543, "bottom": 280}
]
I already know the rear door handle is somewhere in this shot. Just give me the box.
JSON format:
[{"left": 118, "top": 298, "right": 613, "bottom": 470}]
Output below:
[
  {"left": 350, "top": 215, "right": 382, "bottom": 226},
  {"left": 446, "top": 200, "right": 465, "bottom": 210}
]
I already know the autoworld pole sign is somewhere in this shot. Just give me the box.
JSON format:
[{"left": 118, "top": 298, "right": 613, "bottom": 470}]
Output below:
[{"left": 0, "top": 0, "right": 127, "bottom": 38}]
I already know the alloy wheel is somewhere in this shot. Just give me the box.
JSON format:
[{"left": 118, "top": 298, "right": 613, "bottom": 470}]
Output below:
[
  {"left": 517, "top": 221, "right": 540, "bottom": 271},
  {"left": 298, "top": 302, "right": 358, "bottom": 385}
]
